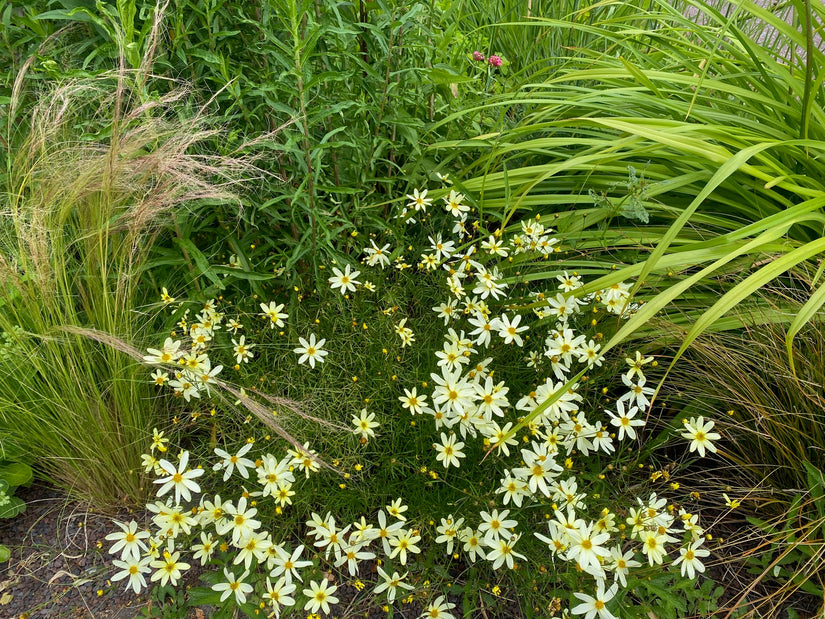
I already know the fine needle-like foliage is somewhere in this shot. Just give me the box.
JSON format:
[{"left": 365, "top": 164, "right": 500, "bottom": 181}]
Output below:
[{"left": 0, "top": 50, "right": 258, "bottom": 510}]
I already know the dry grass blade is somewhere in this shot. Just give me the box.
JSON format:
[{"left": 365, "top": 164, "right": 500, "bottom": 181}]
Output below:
[{"left": 0, "top": 3, "right": 280, "bottom": 510}]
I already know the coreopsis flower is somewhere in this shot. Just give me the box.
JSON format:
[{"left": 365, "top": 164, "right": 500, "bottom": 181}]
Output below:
[
  {"left": 143, "top": 338, "right": 182, "bottom": 364},
  {"left": 571, "top": 582, "right": 618, "bottom": 619},
  {"left": 217, "top": 497, "right": 261, "bottom": 546},
  {"left": 150, "top": 428, "right": 169, "bottom": 453},
  {"left": 547, "top": 293, "right": 579, "bottom": 322},
  {"left": 199, "top": 494, "right": 230, "bottom": 529},
  {"left": 259, "top": 301, "right": 288, "bottom": 328},
  {"left": 334, "top": 541, "right": 375, "bottom": 576},
  {"left": 149, "top": 549, "right": 190, "bottom": 587},
  {"left": 160, "top": 287, "right": 175, "bottom": 304},
  {"left": 395, "top": 318, "right": 416, "bottom": 348},
  {"left": 375, "top": 510, "right": 404, "bottom": 556},
  {"left": 497, "top": 475, "right": 529, "bottom": 507},
  {"left": 578, "top": 339, "right": 604, "bottom": 367},
  {"left": 263, "top": 576, "right": 296, "bottom": 617},
  {"left": 681, "top": 416, "right": 721, "bottom": 457},
  {"left": 352, "top": 409, "right": 379, "bottom": 440},
  {"left": 467, "top": 313, "right": 494, "bottom": 347},
  {"left": 433, "top": 299, "right": 458, "bottom": 325},
  {"left": 434, "top": 432, "right": 466, "bottom": 469},
  {"left": 641, "top": 530, "right": 669, "bottom": 566},
  {"left": 303, "top": 580, "right": 339, "bottom": 615},
  {"left": 557, "top": 271, "right": 583, "bottom": 292},
  {"left": 141, "top": 453, "right": 163, "bottom": 476},
  {"left": 486, "top": 534, "right": 526, "bottom": 570},
  {"left": 294, "top": 333, "right": 328, "bottom": 369},
  {"left": 179, "top": 351, "right": 209, "bottom": 374},
  {"left": 289, "top": 443, "right": 322, "bottom": 478},
  {"left": 374, "top": 567, "right": 414, "bottom": 603},
  {"left": 256, "top": 454, "right": 294, "bottom": 498},
  {"left": 386, "top": 498, "right": 408, "bottom": 521},
  {"left": 607, "top": 401, "right": 645, "bottom": 441},
  {"left": 478, "top": 509, "right": 517, "bottom": 542},
  {"left": 431, "top": 367, "right": 475, "bottom": 415},
  {"left": 399, "top": 387, "right": 429, "bottom": 415},
  {"left": 723, "top": 493, "right": 741, "bottom": 509},
  {"left": 421, "top": 596, "right": 456, "bottom": 619},
  {"left": 270, "top": 545, "right": 312, "bottom": 584},
  {"left": 486, "top": 421, "right": 518, "bottom": 457},
  {"left": 474, "top": 377, "right": 509, "bottom": 418},
  {"left": 625, "top": 350, "right": 654, "bottom": 380},
  {"left": 212, "top": 568, "right": 254, "bottom": 605},
  {"left": 234, "top": 531, "right": 271, "bottom": 570},
  {"left": 443, "top": 190, "right": 469, "bottom": 217},
  {"left": 328, "top": 264, "right": 361, "bottom": 295},
  {"left": 420, "top": 253, "right": 440, "bottom": 270},
  {"left": 480, "top": 235, "right": 508, "bottom": 257},
  {"left": 435, "top": 516, "right": 465, "bottom": 555},
  {"left": 406, "top": 188, "right": 432, "bottom": 212},
  {"left": 388, "top": 528, "right": 421, "bottom": 565},
  {"left": 673, "top": 539, "right": 710, "bottom": 579},
  {"left": 619, "top": 375, "right": 655, "bottom": 410},
  {"left": 460, "top": 527, "right": 487, "bottom": 561},
  {"left": 473, "top": 267, "right": 507, "bottom": 300},
  {"left": 105, "top": 520, "right": 149, "bottom": 562},
  {"left": 193, "top": 359, "right": 222, "bottom": 395},
  {"left": 435, "top": 342, "right": 467, "bottom": 371},
  {"left": 150, "top": 501, "right": 197, "bottom": 538},
  {"left": 350, "top": 517, "right": 378, "bottom": 545},
  {"left": 191, "top": 532, "right": 216, "bottom": 565},
  {"left": 111, "top": 556, "right": 151, "bottom": 594},
  {"left": 167, "top": 375, "right": 201, "bottom": 402},
  {"left": 213, "top": 443, "right": 255, "bottom": 481},
  {"left": 605, "top": 545, "right": 641, "bottom": 587},
  {"left": 429, "top": 234, "right": 455, "bottom": 260},
  {"left": 545, "top": 328, "right": 586, "bottom": 365},
  {"left": 232, "top": 335, "right": 254, "bottom": 363},
  {"left": 364, "top": 240, "right": 392, "bottom": 268},
  {"left": 565, "top": 523, "right": 611, "bottom": 578},
  {"left": 314, "top": 520, "right": 351, "bottom": 561},
  {"left": 154, "top": 450, "right": 203, "bottom": 504},
  {"left": 150, "top": 369, "right": 169, "bottom": 386}
]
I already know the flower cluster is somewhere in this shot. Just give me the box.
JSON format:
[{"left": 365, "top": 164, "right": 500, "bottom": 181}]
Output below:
[
  {"left": 381, "top": 177, "right": 720, "bottom": 615},
  {"left": 123, "top": 170, "right": 724, "bottom": 617},
  {"left": 108, "top": 435, "right": 465, "bottom": 617}
]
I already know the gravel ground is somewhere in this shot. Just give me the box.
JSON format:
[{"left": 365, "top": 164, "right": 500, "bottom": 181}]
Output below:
[{"left": 0, "top": 484, "right": 152, "bottom": 618}]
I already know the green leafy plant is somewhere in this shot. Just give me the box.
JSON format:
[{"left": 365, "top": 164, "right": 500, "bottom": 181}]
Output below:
[
  {"left": 4, "top": 0, "right": 485, "bottom": 283},
  {"left": 433, "top": 0, "right": 825, "bottom": 372},
  {"left": 0, "top": 458, "right": 33, "bottom": 562}
]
